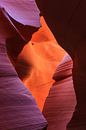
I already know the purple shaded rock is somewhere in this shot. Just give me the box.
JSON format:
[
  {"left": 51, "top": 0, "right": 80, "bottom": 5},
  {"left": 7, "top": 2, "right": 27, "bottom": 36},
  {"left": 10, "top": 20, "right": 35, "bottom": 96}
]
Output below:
[
  {"left": 43, "top": 54, "right": 76, "bottom": 130},
  {"left": 0, "top": 0, "right": 40, "bottom": 28},
  {"left": 53, "top": 54, "right": 73, "bottom": 81},
  {"left": 0, "top": 2, "right": 47, "bottom": 130}
]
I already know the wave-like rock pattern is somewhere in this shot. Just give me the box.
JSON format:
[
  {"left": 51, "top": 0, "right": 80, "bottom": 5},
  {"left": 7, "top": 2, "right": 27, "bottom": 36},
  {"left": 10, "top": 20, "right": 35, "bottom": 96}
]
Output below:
[
  {"left": 0, "top": 2, "right": 47, "bottom": 130},
  {"left": 43, "top": 54, "right": 76, "bottom": 130}
]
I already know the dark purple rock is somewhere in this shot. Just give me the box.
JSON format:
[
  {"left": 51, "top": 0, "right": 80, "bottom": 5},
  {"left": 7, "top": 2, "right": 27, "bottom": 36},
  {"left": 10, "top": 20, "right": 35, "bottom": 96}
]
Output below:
[{"left": 36, "top": 1, "right": 86, "bottom": 129}]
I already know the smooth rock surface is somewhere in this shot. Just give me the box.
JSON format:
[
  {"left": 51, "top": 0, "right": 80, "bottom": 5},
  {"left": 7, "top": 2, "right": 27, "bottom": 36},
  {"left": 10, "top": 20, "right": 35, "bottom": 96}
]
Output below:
[
  {"left": 0, "top": 2, "right": 47, "bottom": 130},
  {"left": 17, "top": 17, "right": 65, "bottom": 110},
  {"left": 43, "top": 54, "right": 76, "bottom": 130}
]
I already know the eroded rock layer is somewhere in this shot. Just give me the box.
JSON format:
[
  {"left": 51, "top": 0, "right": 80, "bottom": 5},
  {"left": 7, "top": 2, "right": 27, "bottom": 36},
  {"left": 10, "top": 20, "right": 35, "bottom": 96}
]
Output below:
[{"left": 43, "top": 54, "right": 76, "bottom": 130}]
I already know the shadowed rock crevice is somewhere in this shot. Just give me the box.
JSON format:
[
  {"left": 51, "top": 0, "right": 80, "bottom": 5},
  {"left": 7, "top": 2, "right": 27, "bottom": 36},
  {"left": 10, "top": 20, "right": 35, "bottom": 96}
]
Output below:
[{"left": 36, "top": 0, "right": 86, "bottom": 129}]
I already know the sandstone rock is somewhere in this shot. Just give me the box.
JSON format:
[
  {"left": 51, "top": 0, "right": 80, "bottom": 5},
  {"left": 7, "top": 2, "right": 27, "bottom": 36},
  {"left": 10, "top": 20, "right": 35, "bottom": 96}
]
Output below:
[
  {"left": 36, "top": 1, "right": 86, "bottom": 129},
  {"left": 43, "top": 54, "right": 76, "bottom": 130},
  {"left": 0, "top": 2, "right": 47, "bottom": 130},
  {"left": 18, "top": 17, "right": 65, "bottom": 110}
]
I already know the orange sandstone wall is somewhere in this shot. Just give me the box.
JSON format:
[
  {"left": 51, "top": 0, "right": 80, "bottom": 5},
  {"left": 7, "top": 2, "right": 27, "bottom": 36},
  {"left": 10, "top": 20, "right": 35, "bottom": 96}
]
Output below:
[{"left": 18, "top": 17, "right": 65, "bottom": 110}]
